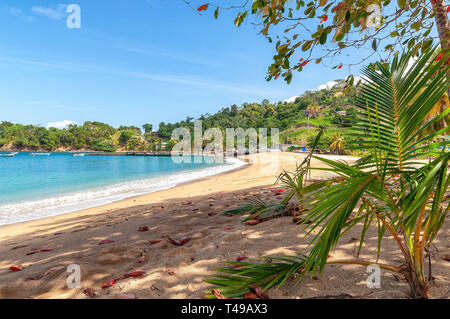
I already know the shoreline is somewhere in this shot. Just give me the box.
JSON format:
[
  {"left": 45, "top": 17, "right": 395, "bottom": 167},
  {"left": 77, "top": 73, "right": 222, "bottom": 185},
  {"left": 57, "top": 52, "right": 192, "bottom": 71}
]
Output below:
[{"left": 0, "top": 156, "right": 249, "bottom": 229}]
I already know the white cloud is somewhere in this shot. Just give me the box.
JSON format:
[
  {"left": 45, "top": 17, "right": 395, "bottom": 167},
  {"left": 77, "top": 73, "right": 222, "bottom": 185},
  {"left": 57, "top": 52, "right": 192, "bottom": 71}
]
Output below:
[
  {"left": 285, "top": 95, "right": 299, "bottom": 103},
  {"left": 318, "top": 80, "right": 339, "bottom": 91},
  {"left": 32, "top": 4, "right": 67, "bottom": 20},
  {"left": 46, "top": 120, "right": 77, "bottom": 129}
]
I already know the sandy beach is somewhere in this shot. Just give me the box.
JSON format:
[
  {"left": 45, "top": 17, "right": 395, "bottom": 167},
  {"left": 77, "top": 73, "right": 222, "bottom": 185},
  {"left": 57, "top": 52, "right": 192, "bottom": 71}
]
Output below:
[{"left": 0, "top": 152, "right": 448, "bottom": 299}]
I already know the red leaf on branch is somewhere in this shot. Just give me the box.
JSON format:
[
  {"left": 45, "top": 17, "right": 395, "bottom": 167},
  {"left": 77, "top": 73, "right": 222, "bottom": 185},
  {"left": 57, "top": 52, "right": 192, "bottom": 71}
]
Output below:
[
  {"left": 320, "top": 15, "right": 328, "bottom": 23},
  {"left": 338, "top": 64, "right": 343, "bottom": 69},
  {"left": 435, "top": 53, "right": 444, "bottom": 61},
  {"left": 447, "top": 6, "right": 450, "bottom": 13},
  {"left": 197, "top": 4, "right": 209, "bottom": 11}
]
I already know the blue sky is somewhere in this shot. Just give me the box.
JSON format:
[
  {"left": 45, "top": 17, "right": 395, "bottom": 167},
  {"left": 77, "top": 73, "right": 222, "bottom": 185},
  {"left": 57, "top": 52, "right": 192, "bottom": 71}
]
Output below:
[{"left": 0, "top": 0, "right": 375, "bottom": 129}]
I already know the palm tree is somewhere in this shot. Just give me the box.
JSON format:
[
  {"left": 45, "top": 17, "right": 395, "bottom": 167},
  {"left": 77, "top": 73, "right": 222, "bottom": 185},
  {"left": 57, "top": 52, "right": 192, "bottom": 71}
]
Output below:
[
  {"left": 306, "top": 103, "right": 321, "bottom": 117},
  {"left": 329, "top": 132, "right": 345, "bottom": 154},
  {"left": 207, "top": 48, "right": 449, "bottom": 299}
]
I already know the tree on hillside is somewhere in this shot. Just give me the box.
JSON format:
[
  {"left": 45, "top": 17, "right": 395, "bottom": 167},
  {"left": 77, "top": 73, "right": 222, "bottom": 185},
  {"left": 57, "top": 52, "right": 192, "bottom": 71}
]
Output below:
[
  {"left": 142, "top": 123, "right": 153, "bottom": 134},
  {"left": 306, "top": 102, "right": 321, "bottom": 117},
  {"left": 118, "top": 130, "right": 136, "bottom": 147},
  {"left": 118, "top": 125, "right": 142, "bottom": 135}
]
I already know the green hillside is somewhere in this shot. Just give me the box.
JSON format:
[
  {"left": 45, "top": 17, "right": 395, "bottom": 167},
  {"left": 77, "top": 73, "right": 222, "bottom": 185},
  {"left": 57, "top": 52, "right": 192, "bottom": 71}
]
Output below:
[{"left": 0, "top": 79, "right": 360, "bottom": 153}]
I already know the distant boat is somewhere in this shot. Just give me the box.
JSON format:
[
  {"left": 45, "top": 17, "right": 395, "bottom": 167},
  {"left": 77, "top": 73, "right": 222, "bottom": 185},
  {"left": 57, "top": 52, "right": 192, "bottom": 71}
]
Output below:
[
  {"left": 0, "top": 152, "right": 18, "bottom": 157},
  {"left": 73, "top": 153, "right": 86, "bottom": 157},
  {"left": 31, "top": 153, "right": 51, "bottom": 156}
]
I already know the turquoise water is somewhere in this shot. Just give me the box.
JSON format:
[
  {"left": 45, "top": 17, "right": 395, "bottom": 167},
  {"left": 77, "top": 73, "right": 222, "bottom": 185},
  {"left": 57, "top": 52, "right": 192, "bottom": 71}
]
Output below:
[{"left": 0, "top": 152, "right": 245, "bottom": 225}]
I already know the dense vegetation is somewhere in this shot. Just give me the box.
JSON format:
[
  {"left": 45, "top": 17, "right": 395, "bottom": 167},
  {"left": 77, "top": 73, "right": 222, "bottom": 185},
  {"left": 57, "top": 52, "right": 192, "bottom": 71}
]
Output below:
[
  {"left": 0, "top": 79, "right": 361, "bottom": 152},
  {"left": 159, "top": 79, "right": 360, "bottom": 153}
]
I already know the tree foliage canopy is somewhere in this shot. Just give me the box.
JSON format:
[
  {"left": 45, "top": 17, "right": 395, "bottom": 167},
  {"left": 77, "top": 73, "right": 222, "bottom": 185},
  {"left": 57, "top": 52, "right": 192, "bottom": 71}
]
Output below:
[{"left": 190, "top": 0, "right": 449, "bottom": 85}]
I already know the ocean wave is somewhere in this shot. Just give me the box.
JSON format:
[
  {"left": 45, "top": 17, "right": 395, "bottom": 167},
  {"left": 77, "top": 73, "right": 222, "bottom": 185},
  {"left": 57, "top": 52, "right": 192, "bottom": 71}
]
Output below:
[{"left": 0, "top": 157, "right": 247, "bottom": 226}]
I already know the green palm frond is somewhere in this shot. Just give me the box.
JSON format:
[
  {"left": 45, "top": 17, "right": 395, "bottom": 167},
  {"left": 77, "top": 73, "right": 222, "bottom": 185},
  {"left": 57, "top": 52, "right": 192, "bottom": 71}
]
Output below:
[
  {"left": 224, "top": 198, "right": 288, "bottom": 221},
  {"left": 349, "top": 47, "right": 449, "bottom": 171},
  {"left": 205, "top": 255, "right": 306, "bottom": 299},
  {"left": 208, "top": 48, "right": 450, "bottom": 299}
]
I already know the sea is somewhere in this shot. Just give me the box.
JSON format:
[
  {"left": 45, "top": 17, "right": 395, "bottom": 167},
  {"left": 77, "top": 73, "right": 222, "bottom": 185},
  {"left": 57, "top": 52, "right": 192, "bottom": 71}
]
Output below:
[{"left": 0, "top": 152, "right": 246, "bottom": 226}]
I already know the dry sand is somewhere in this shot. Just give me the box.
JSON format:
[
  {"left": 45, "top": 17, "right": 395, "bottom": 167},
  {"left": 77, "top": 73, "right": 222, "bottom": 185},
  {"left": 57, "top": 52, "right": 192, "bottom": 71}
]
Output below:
[{"left": 0, "top": 152, "right": 448, "bottom": 299}]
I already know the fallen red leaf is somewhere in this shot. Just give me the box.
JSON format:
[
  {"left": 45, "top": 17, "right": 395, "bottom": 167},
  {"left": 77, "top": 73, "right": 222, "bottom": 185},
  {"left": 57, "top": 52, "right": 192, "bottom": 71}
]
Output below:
[
  {"left": 102, "top": 278, "right": 120, "bottom": 288},
  {"left": 27, "top": 274, "right": 44, "bottom": 281},
  {"left": 165, "top": 269, "right": 175, "bottom": 276},
  {"left": 168, "top": 237, "right": 191, "bottom": 246},
  {"left": 237, "top": 256, "right": 248, "bottom": 262},
  {"left": 83, "top": 287, "right": 97, "bottom": 298},
  {"left": 10, "top": 265, "right": 24, "bottom": 272},
  {"left": 40, "top": 248, "right": 53, "bottom": 252},
  {"left": 250, "top": 285, "right": 269, "bottom": 299},
  {"left": 223, "top": 227, "right": 233, "bottom": 231},
  {"left": 99, "top": 240, "right": 115, "bottom": 245},
  {"left": 124, "top": 271, "right": 146, "bottom": 279},
  {"left": 149, "top": 240, "right": 162, "bottom": 244},
  {"left": 244, "top": 292, "right": 259, "bottom": 299},
  {"left": 212, "top": 289, "right": 227, "bottom": 299}
]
